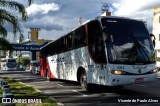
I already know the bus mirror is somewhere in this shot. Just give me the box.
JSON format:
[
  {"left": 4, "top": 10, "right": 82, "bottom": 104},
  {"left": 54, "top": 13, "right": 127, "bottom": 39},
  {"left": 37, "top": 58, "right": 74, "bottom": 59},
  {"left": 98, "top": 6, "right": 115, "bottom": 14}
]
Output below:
[
  {"left": 102, "top": 26, "right": 106, "bottom": 32},
  {"left": 102, "top": 27, "right": 109, "bottom": 42}
]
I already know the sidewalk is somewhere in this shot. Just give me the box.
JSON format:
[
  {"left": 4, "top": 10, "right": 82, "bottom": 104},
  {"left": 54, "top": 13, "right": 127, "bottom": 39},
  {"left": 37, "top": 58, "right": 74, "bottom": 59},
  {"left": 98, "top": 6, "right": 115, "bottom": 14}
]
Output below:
[
  {"left": 157, "top": 72, "right": 160, "bottom": 78},
  {"left": 0, "top": 72, "right": 64, "bottom": 106}
]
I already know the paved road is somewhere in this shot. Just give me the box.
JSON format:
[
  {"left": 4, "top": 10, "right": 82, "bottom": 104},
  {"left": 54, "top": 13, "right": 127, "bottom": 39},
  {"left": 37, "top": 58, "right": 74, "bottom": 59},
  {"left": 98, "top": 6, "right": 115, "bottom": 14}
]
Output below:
[{"left": 0, "top": 70, "right": 160, "bottom": 106}]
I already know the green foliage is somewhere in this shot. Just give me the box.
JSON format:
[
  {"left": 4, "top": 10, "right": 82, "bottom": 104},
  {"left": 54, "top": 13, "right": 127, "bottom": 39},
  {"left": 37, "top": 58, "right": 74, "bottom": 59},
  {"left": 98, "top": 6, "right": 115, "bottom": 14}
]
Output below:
[
  {"left": 0, "top": 38, "right": 12, "bottom": 50},
  {"left": 0, "top": 77, "right": 58, "bottom": 106},
  {"left": 16, "top": 57, "right": 30, "bottom": 66},
  {"left": 0, "top": 0, "right": 27, "bottom": 50},
  {"left": 156, "top": 57, "right": 160, "bottom": 62}
]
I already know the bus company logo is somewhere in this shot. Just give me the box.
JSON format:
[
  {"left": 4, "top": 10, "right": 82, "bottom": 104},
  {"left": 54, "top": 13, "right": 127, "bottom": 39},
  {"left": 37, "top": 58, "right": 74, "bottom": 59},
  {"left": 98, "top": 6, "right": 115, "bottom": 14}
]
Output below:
[
  {"left": 138, "top": 69, "right": 141, "bottom": 73},
  {"left": 133, "top": 66, "right": 147, "bottom": 69},
  {"left": 2, "top": 98, "right": 11, "bottom": 103}
]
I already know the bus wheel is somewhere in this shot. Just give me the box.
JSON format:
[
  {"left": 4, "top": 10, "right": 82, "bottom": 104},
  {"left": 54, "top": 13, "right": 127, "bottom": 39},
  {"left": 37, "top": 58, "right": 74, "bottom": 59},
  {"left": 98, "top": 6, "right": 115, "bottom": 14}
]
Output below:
[
  {"left": 80, "top": 73, "right": 91, "bottom": 90},
  {"left": 46, "top": 70, "right": 51, "bottom": 81}
]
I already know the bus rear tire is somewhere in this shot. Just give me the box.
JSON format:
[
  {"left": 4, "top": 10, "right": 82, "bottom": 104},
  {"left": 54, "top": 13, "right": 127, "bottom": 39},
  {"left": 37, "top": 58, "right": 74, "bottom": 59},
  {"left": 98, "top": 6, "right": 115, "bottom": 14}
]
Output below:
[{"left": 46, "top": 70, "right": 52, "bottom": 81}]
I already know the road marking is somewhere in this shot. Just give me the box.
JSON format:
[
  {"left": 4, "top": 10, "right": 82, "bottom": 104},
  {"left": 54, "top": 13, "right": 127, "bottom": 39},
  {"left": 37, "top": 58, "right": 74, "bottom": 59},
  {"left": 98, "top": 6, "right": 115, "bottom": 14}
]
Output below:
[
  {"left": 132, "top": 84, "right": 147, "bottom": 87},
  {"left": 57, "top": 84, "right": 63, "bottom": 87},
  {"left": 57, "top": 102, "right": 65, "bottom": 106},
  {"left": 72, "top": 90, "right": 88, "bottom": 97},
  {"left": 46, "top": 81, "right": 50, "bottom": 82},
  {"left": 13, "top": 74, "right": 19, "bottom": 75}
]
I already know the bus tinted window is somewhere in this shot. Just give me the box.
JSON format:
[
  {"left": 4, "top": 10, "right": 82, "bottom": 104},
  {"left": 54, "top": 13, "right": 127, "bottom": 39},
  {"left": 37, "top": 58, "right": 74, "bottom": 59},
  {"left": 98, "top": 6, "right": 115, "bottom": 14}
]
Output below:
[
  {"left": 74, "top": 26, "right": 86, "bottom": 47},
  {"left": 8, "top": 59, "right": 16, "bottom": 62},
  {"left": 66, "top": 34, "right": 73, "bottom": 50},
  {"left": 101, "top": 18, "right": 155, "bottom": 64},
  {"left": 87, "top": 20, "right": 107, "bottom": 63}
]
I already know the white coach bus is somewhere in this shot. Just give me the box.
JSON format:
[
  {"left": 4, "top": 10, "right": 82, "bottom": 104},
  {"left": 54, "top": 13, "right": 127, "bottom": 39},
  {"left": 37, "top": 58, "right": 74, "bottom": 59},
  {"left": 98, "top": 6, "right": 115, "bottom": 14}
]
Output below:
[
  {"left": 0, "top": 58, "right": 17, "bottom": 71},
  {"left": 40, "top": 16, "right": 157, "bottom": 90}
]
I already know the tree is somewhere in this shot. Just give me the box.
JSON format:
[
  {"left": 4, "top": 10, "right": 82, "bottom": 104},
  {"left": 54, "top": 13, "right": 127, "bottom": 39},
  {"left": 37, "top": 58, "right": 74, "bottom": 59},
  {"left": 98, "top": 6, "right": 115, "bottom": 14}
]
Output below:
[
  {"left": 16, "top": 56, "right": 30, "bottom": 67},
  {"left": 0, "top": 0, "right": 27, "bottom": 50},
  {"left": 19, "top": 33, "right": 24, "bottom": 43}
]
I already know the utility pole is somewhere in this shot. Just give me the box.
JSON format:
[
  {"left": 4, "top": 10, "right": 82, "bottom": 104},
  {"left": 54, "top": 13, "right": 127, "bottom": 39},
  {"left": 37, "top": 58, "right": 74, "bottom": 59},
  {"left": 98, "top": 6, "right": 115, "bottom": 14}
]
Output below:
[{"left": 78, "top": 16, "right": 82, "bottom": 25}]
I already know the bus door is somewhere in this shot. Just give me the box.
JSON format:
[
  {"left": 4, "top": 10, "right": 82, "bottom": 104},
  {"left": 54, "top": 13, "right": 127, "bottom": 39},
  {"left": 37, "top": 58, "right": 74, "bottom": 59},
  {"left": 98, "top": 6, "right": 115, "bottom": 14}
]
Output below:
[{"left": 87, "top": 20, "right": 107, "bottom": 85}]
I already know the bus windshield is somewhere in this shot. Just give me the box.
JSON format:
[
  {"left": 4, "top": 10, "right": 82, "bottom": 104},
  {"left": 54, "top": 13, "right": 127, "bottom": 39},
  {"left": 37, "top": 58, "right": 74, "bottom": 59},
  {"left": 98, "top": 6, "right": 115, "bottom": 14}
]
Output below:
[
  {"left": 31, "top": 62, "right": 39, "bottom": 67},
  {"left": 101, "top": 18, "right": 155, "bottom": 64},
  {"left": 8, "top": 59, "right": 16, "bottom": 63}
]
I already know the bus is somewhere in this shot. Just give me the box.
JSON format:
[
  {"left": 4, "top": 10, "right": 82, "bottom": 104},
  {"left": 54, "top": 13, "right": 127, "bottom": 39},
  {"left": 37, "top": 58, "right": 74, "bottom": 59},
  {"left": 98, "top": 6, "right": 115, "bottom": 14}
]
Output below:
[
  {"left": 0, "top": 58, "right": 17, "bottom": 71},
  {"left": 40, "top": 16, "right": 157, "bottom": 90},
  {"left": 30, "top": 60, "right": 40, "bottom": 74}
]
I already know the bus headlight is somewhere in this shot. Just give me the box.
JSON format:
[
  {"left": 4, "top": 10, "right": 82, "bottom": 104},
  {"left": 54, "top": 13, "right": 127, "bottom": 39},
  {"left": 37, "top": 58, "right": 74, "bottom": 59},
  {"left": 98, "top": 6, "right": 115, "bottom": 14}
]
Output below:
[
  {"left": 111, "top": 70, "right": 126, "bottom": 75},
  {"left": 151, "top": 68, "right": 157, "bottom": 73}
]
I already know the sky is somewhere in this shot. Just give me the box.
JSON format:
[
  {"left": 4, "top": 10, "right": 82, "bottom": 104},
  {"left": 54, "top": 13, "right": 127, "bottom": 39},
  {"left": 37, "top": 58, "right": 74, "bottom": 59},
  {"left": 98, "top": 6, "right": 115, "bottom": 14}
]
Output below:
[{"left": 6, "top": 0, "right": 160, "bottom": 42}]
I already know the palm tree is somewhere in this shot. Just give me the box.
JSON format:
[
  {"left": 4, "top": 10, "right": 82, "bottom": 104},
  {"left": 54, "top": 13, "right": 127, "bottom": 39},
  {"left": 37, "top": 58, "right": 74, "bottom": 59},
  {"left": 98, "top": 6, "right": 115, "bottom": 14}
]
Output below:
[
  {"left": 28, "top": 0, "right": 33, "bottom": 6},
  {"left": 0, "top": 0, "right": 27, "bottom": 50}
]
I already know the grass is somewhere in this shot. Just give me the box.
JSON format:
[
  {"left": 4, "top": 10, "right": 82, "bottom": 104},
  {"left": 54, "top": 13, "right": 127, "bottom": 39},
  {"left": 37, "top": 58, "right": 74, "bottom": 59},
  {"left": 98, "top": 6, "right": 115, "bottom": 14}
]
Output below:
[{"left": 0, "top": 77, "right": 58, "bottom": 106}]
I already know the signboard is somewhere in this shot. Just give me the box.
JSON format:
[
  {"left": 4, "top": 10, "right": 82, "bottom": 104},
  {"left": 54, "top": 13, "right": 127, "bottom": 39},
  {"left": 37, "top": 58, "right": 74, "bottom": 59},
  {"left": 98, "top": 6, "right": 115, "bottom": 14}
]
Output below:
[
  {"left": 12, "top": 44, "right": 40, "bottom": 51},
  {"left": 5, "top": 42, "right": 48, "bottom": 51}
]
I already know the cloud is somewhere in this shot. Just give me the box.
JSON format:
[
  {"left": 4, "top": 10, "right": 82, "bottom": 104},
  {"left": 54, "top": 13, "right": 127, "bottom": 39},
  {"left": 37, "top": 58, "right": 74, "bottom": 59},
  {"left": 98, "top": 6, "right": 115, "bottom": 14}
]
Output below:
[
  {"left": 7, "top": 0, "right": 160, "bottom": 42},
  {"left": 111, "top": 0, "right": 160, "bottom": 32},
  {"left": 24, "top": 22, "right": 63, "bottom": 31},
  {"left": 26, "top": 3, "right": 60, "bottom": 16},
  {"left": 24, "top": 17, "right": 63, "bottom": 31},
  {"left": 113, "top": 0, "right": 149, "bottom": 16}
]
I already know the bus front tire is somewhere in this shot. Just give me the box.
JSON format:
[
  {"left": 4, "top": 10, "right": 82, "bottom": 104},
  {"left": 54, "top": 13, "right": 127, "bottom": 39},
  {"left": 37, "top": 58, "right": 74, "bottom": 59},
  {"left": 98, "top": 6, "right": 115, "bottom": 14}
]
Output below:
[{"left": 80, "top": 73, "right": 92, "bottom": 91}]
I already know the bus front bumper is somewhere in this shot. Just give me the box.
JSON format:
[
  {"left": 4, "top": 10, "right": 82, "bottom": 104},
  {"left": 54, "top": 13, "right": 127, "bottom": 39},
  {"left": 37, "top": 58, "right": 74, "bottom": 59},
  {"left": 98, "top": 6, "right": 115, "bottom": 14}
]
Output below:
[{"left": 108, "top": 73, "right": 157, "bottom": 86}]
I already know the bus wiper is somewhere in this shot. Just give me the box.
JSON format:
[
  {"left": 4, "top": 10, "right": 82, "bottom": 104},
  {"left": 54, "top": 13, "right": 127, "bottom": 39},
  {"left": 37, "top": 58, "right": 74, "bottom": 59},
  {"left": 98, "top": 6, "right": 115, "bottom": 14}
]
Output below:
[
  {"left": 134, "top": 40, "right": 151, "bottom": 62},
  {"left": 137, "top": 41, "right": 151, "bottom": 52}
]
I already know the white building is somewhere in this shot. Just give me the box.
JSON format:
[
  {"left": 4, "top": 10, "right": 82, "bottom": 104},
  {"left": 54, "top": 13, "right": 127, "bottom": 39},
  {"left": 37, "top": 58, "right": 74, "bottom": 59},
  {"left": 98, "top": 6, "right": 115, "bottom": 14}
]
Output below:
[{"left": 153, "top": 6, "right": 160, "bottom": 57}]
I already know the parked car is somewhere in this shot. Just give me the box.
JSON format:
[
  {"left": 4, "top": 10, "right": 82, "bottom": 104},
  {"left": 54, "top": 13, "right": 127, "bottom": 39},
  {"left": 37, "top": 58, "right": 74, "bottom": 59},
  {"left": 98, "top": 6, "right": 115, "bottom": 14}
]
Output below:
[{"left": 30, "top": 61, "right": 40, "bottom": 74}]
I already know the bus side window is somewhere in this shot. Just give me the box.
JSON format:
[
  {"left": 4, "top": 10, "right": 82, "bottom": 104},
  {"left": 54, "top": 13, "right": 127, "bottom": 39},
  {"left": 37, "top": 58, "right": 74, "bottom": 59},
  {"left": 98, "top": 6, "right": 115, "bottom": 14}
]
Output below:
[
  {"left": 50, "top": 43, "right": 54, "bottom": 55},
  {"left": 57, "top": 39, "right": 61, "bottom": 53},
  {"left": 74, "top": 26, "right": 86, "bottom": 47},
  {"left": 40, "top": 50, "right": 42, "bottom": 58},
  {"left": 62, "top": 37, "right": 66, "bottom": 51},
  {"left": 46, "top": 46, "right": 49, "bottom": 56},
  {"left": 58, "top": 38, "right": 65, "bottom": 53},
  {"left": 87, "top": 20, "right": 107, "bottom": 63},
  {"left": 43, "top": 48, "right": 46, "bottom": 58},
  {"left": 66, "top": 34, "right": 72, "bottom": 50},
  {"left": 48, "top": 45, "right": 51, "bottom": 56}
]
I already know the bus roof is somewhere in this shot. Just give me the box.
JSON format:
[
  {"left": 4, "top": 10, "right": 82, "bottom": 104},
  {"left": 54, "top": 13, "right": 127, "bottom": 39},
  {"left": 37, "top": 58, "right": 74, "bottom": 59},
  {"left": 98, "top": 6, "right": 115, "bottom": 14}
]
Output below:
[{"left": 40, "top": 16, "right": 143, "bottom": 50}]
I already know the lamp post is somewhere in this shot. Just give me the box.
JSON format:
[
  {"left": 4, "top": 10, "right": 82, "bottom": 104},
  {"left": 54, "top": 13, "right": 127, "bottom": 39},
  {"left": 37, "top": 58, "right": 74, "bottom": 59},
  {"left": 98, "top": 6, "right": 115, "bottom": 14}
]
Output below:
[{"left": 27, "top": 28, "right": 31, "bottom": 40}]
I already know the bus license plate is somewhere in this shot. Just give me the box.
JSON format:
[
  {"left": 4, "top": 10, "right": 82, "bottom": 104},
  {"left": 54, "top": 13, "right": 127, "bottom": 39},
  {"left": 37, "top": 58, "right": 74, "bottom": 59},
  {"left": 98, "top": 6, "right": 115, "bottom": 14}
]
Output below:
[{"left": 135, "top": 78, "right": 144, "bottom": 83}]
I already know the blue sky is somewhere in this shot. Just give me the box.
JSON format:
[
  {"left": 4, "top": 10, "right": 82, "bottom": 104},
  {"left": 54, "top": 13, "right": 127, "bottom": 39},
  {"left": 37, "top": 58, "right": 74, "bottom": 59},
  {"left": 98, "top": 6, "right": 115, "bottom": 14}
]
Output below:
[{"left": 6, "top": 0, "right": 160, "bottom": 42}]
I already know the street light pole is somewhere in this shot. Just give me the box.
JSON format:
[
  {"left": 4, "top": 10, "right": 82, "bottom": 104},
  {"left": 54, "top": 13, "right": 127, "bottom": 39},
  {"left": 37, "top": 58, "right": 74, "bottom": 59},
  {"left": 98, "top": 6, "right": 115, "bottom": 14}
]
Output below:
[{"left": 27, "top": 29, "right": 31, "bottom": 40}]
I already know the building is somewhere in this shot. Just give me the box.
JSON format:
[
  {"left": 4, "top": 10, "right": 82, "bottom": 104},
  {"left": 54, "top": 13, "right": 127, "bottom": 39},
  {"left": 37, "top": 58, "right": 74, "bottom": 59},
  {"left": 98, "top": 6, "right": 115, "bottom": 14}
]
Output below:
[
  {"left": 19, "top": 28, "right": 52, "bottom": 60},
  {"left": 153, "top": 6, "right": 160, "bottom": 57},
  {"left": 0, "top": 28, "right": 52, "bottom": 60}
]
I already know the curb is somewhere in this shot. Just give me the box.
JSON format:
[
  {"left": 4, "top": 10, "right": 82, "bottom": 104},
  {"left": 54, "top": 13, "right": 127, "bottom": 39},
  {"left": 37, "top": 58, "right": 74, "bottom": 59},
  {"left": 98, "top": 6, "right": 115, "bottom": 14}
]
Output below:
[{"left": 19, "top": 82, "right": 65, "bottom": 106}]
